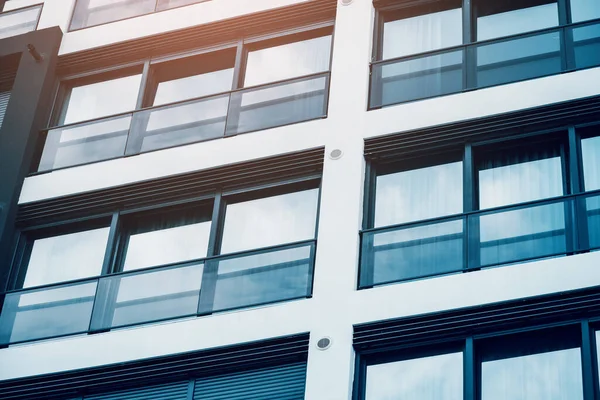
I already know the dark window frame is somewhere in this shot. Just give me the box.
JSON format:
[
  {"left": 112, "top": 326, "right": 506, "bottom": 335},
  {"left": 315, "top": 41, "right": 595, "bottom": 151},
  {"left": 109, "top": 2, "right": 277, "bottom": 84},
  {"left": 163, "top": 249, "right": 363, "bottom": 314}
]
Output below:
[
  {"left": 354, "top": 320, "right": 599, "bottom": 400},
  {"left": 35, "top": 23, "right": 335, "bottom": 174},
  {"left": 360, "top": 121, "right": 600, "bottom": 289},
  {"left": 370, "top": 0, "right": 600, "bottom": 108},
  {"left": 0, "top": 176, "right": 322, "bottom": 345}
]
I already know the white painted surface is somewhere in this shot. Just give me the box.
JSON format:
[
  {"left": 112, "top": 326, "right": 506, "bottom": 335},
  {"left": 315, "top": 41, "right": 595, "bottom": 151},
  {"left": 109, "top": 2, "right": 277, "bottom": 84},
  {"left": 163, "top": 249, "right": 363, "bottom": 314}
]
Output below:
[{"left": 58, "top": 0, "right": 311, "bottom": 55}]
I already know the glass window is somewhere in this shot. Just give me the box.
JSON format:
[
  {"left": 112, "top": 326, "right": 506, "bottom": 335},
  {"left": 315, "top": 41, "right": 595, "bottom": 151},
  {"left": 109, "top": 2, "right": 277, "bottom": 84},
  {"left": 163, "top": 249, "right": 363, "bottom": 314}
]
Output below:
[
  {"left": 243, "top": 35, "right": 331, "bottom": 87},
  {"left": 156, "top": 0, "right": 206, "bottom": 11},
  {"left": 120, "top": 208, "right": 212, "bottom": 271},
  {"left": 70, "top": 0, "right": 156, "bottom": 30},
  {"left": 0, "top": 5, "right": 42, "bottom": 40},
  {"left": 23, "top": 227, "right": 110, "bottom": 288},
  {"left": 382, "top": 5, "right": 462, "bottom": 59},
  {"left": 365, "top": 352, "right": 463, "bottom": 400},
  {"left": 475, "top": 0, "right": 559, "bottom": 41},
  {"left": 375, "top": 160, "right": 463, "bottom": 227},
  {"left": 476, "top": 141, "right": 564, "bottom": 209},
  {"left": 571, "top": 0, "right": 600, "bottom": 23},
  {"left": 480, "top": 329, "right": 583, "bottom": 400},
  {"left": 147, "top": 50, "right": 235, "bottom": 107},
  {"left": 582, "top": 135, "right": 600, "bottom": 191},
  {"left": 220, "top": 188, "right": 319, "bottom": 254},
  {"left": 61, "top": 72, "right": 142, "bottom": 125}
]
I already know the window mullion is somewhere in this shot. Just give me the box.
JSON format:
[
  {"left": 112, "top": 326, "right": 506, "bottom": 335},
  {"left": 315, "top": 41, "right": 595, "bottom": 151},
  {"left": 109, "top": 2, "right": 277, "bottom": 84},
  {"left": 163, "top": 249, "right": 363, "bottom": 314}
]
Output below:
[
  {"left": 101, "top": 212, "right": 120, "bottom": 275},
  {"left": 464, "top": 337, "right": 476, "bottom": 400},
  {"left": 581, "top": 320, "right": 597, "bottom": 400},
  {"left": 197, "top": 192, "right": 224, "bottom": 315}
]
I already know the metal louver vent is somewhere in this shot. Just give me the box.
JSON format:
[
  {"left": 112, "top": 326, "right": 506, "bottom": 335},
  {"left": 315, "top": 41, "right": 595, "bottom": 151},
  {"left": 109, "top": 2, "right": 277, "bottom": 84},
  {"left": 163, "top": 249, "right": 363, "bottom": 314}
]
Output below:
[
  {"left": 194, "top": 362, "right": 307, "bottom": 400},
  {"left": 85, "top": 381, "right": 189, "bottom": 400},
  {"left": 0, "top": 90, "right": 10, "bottom": 129}
]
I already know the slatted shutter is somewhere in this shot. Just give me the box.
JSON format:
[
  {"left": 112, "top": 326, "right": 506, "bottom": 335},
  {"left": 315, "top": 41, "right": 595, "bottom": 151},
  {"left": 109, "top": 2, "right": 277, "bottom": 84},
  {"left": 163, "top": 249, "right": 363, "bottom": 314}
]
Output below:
[
  {"left": 0, "top": 90, "right": 9, "bottom": 129},
  {"left": 194, "top": 362, "right": 307, "bottom": 400},
  {"left": 85, "top": 381, "right": 189, "bottom": 400}
]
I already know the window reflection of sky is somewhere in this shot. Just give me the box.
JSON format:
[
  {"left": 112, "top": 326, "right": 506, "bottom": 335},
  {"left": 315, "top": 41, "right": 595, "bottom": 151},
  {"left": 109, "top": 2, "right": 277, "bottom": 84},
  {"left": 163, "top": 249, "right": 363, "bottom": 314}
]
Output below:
[
  {"left": 220, "top": 189, "right": 319, "bottom": 254},
  {"left": 482, "top": 348, "right": 583, "bottom": 400},
  {"left": 64, "top": 75, "right": 142, "bottom": 124},
  {"left": 375, "top": 162, "right": 463, "bottom": 227},
  {"left": 24, "top": 228, "right": 110, "bottom": 288},
  {"left": 366, "top": 352, "right": 463, "bottom": 400}
]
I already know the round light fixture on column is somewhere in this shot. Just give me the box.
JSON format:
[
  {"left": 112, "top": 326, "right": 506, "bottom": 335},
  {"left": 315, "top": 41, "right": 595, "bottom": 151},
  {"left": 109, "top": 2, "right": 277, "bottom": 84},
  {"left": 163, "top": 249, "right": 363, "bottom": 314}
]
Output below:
[
  {"left": 329, "top": 149, "right": 343, "bottom": 160},
  {"left": 340, "top": 0, "right": 353, "bottom": 5},
  {"left": 316, "top": 337, "right": 333, "bottom": 350}
]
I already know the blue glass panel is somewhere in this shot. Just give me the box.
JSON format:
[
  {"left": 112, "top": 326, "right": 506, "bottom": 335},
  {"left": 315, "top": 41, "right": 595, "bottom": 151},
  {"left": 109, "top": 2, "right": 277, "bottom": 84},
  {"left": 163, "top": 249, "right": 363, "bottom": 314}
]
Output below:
[
  {"left": 371, "top": 50, "right": 463, "bottom": 107},
  {"left": 0, "top": 281, "right": 97, "bottom": 345},
  {"left": 471, "top": 200, "right": 570, "bottom": 268},
  {"left": 476, "top": 32, "right": 562, "bottom": 88},
  {"left": 572, "top": 22, "right": 600, "bottom": 70},
  {"left": 362, "top": 218, "right": 464, "bottom": 286}
]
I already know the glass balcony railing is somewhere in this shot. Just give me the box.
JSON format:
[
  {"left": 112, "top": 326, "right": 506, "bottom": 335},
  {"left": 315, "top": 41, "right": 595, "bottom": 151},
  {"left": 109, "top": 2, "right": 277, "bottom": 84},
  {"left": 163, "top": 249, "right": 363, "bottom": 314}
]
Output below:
[
  {"left": 370, "top": 19, "right": 600, "bottom": 108},
  {"left": 0, "top": 5, "right": 42, "bottom": 40},
  {"left": 0, "top": 241, "right": 315, "bottom": 346},
  {"left": 359, "top": 191, "right": 600, "bottom": 288},
  {"left": 70, "top": 0, "right": 210, "bottom": 31},
  {"left": 36, "top": 72, "right": 329, "bottom": 173}
]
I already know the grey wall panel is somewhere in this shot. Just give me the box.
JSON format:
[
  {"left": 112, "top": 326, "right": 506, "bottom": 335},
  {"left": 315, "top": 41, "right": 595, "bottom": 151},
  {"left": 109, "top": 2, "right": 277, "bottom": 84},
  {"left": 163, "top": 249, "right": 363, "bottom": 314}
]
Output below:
[{"left": 194, "top": 362, "right": 306, "bottom": 400}]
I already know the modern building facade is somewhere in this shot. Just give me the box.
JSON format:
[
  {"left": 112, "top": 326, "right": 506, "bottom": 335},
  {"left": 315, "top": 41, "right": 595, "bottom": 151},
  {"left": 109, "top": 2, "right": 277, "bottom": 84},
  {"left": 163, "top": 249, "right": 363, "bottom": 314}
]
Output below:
[{"left": 0, "top": 0, "right": 599, "bottom": 399}]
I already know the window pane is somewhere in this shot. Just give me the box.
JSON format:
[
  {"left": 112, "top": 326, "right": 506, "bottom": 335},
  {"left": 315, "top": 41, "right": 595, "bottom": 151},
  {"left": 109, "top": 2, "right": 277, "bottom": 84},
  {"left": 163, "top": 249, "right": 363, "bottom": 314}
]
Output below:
[
  {"left": 210, "top": 244, "right": 312, "bottom": 312},
  {"left": 476, "top": 1, "right": 558, "bottom": 41},
  {"left": 571, "top": 0, "right": 600, "bottom": 23},
  {"left": 243, "top": 35, "right": 331, "bottom": 87},
  {"left": 24, "top": 227, "right": 110, "bottom": 288},
  {"left": 382, "top": 8, "right": 462, "bottom": 59},
  {"left": 584, "top": 194, "right": 600, "bottom": 249},
  {"left": 70, "top": 0, "right": 156, "bottom": 30},
  {"left": 39, "top": 115, "right": 131, "bottom": 171},
  {"left": 365, "top": 352, "right": 463, "bottom": 400},
  {"left": 63, "top": 74, "right": 142, "bottom": 125},
  {"left": 220, "top": 189, "right": 319, "bottom": 254},
  {"left": 482, "top": 348, "right": 582, "bottom": 399},
  {"left": 477, "top": 145, "right": 563, "bottom": 209},
  {"left": 472, "top": 200, "right": 569, "bottom": 267},
  {"left": 375, "top": 161, "right": 462, "bottom": 227},
  {"left": 572, "top": 22, "right": 600, "bottom": 70},
  {"left": 127, "top": 94, "right": 228, "bottom": 154},
  {"left": 226, "top": 75, "right": 327, "bottom": 135},
  {"left": 122, "top": 210, "right": 211, "bottom": 271},
  {"left": 582, "top": 135, "right": 600, "bottom": 191},
  {"left": 475, "top": 32, "right": 562, "bottom": 88},
  {"left": 372, "top": 50, "right": 463, "bottom": 107},
  {"left": 90, "top": 263, "right": 203, "bottom": 330},
  {"left": 362, "top": 218, "right": 464, "bottom": 286},
  {"left": 0, "top": 6, "right": 41, "bottom": 40},
  {"left": 0, "top": 281, "right": 97, "bottom": 345},
  {"left": 154, "top": 69, "right": 233, "bottom": 106}
]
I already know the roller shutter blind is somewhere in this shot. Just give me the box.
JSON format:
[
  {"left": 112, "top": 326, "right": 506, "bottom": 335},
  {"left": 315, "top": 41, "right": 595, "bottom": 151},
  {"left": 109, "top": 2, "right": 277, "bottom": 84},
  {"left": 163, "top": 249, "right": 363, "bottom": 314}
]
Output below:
[
  {"left": 85, "top": 381, "right": 189, "bottom": 400},
  {"left": 194, "top": 362, "right": 307, "bottom": 400},
  {"left": 0, "top": 90, "right": 9, "bottom": 129}
]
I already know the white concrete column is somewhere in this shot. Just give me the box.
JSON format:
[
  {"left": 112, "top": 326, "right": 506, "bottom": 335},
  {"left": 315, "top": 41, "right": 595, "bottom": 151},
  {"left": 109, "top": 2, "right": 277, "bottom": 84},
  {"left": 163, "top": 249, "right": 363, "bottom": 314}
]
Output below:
[
  {"left": 304, "top": 0, "right": 374, "bottom": 399},
  {"left": 37, "top": 0, "right": 76, "bottom": 33}
]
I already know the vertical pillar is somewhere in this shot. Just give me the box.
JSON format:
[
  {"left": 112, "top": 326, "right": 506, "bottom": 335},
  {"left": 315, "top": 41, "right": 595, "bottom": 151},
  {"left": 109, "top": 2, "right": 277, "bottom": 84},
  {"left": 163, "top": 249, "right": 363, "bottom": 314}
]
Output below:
[
  {"left": 304, "top": 1, "right": 374, "bottom": 399},
  {"left": 0, "top": 27, "right": 62, "bottom": 290}
]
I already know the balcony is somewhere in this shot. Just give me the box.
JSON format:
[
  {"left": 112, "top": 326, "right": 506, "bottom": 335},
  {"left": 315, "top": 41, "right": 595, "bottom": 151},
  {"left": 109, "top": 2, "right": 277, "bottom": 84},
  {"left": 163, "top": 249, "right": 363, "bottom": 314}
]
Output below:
[
  {"left": 36, "top": 72, "right": 329, "bottom": 172},
  {"left": 0, "top": 240, "right": 315, "bottom": 346},
  {"left": 369, "top": 19, "right": 600, "bottom": 108},
  {"left": 359, "top": 191, "right": 600, "bottom": 288},
  {"left": 0, "top": 5, "right": 42, "bottom": 40}
]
